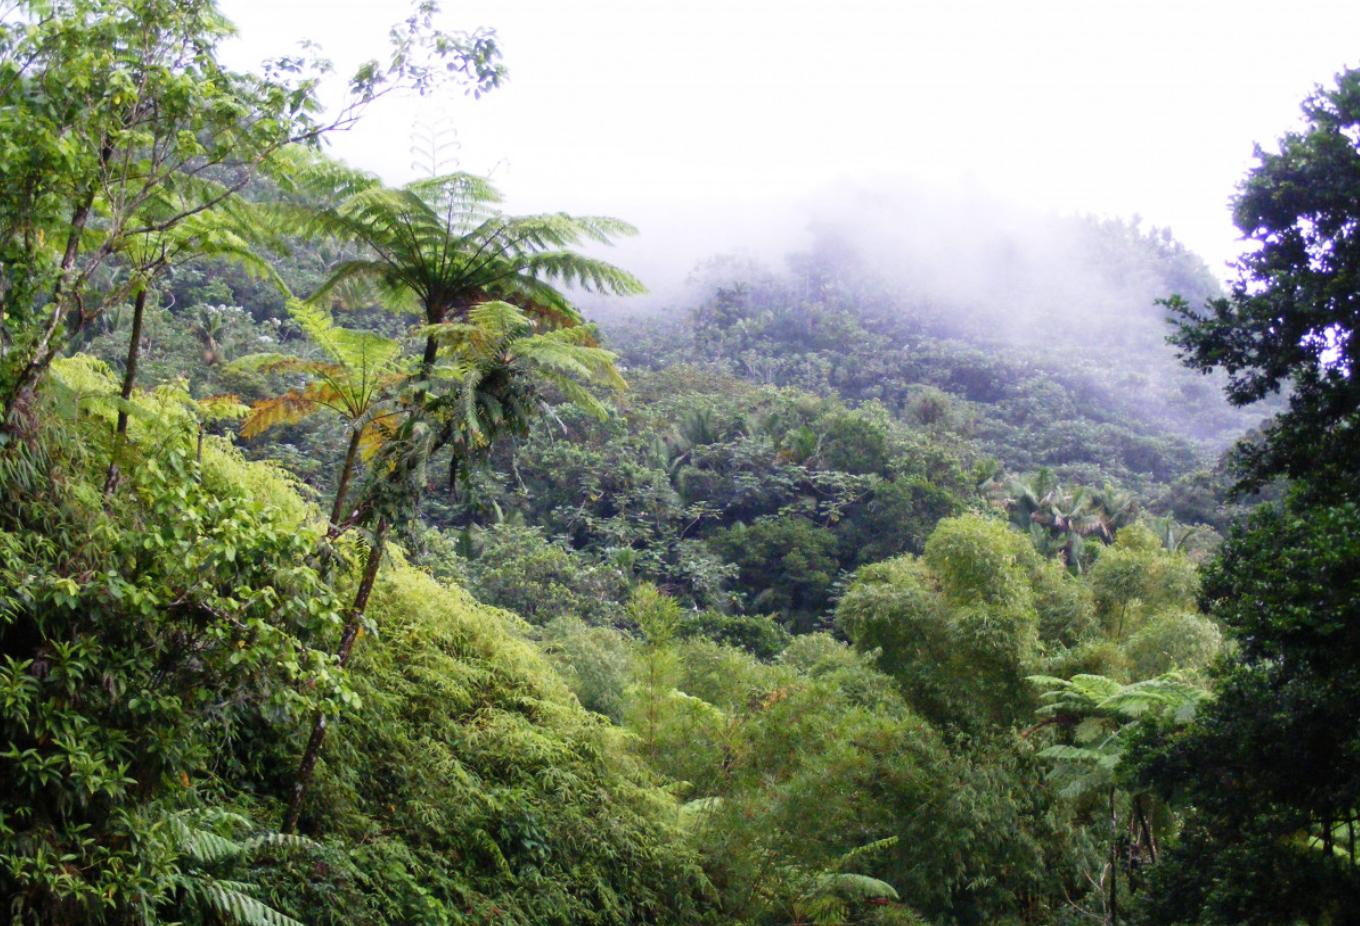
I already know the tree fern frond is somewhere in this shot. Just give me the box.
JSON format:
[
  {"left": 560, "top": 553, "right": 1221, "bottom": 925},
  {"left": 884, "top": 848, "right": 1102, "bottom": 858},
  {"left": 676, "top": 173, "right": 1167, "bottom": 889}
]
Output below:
[
  {"left": 835, "top": 836, "right": 900, "bottom": 870},
  {"left": 404, "top": 171, "right": 503, "bottom": 213},
  {"left": 305, "top": 258, "right": 407, "bottom": 311},
  {"left": 240, "top": 389, "right": 322, "bottom": 438},
  {"left": 264, "top": 147, "right": 381, "bottom": 204},
  {"left": 519, "top": 251, "right": 646, "bottom": 295},
  {"left": 814, "top": 872, "right": 901, "bottom": 902},
  {"left": 228, "top": 353, "right": 337, "bottom": 377},
  {"left": 168, "top": 816, "right": 243, "bottom": 865},
  {"left": 201, "top": 881, "right": 305, "bottom": 926},
  {"left": 357, "top": 416, "right": 401, "bottom": 461},
  {"left": 197, "top": 394, "right": 250, "bottom": 422},
  {"left": 287, "top": 301, "right": 404, "bottom": 375}
]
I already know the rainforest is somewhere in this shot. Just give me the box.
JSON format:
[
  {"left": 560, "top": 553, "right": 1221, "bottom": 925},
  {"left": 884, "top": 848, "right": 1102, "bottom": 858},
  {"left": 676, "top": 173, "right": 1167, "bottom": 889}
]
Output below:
[{"left": 3, "top": 2, "right": 1360, "bottom": 924}]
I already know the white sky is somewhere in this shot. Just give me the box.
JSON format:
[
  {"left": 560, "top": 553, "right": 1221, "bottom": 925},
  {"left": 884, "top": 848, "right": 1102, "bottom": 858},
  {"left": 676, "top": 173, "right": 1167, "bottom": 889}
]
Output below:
[{"left": 219, "top": 0, "right": 1360, "bottom": 287}]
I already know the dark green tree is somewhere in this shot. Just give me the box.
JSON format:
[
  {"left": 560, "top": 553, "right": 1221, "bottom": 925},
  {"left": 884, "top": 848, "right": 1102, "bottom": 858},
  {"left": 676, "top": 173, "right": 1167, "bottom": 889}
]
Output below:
[
  {"left": 1137, "top": 66, "right": 1360, "bottom": 924},
  {"left": 1135, "top": 500, "right": 1360, "bottom": 923},
  {"left": 1164, "top": 67, "right": 1360, "bottom": 497}
]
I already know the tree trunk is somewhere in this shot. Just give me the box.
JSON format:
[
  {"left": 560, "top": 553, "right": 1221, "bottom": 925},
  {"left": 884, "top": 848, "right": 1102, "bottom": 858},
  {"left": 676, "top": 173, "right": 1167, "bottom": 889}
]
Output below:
[
  {"left": 2, "top": 192, "right": 96, "bottom": 430},
  {"left": 103, "top": 285, "right": 148, "bottom": 494},
  {"left": 282, "top": 520, "right": 388, "bottom": 834},
  {"left": 422, "top": 331, "right": 439, "bottom": 371},
  {"left": 2, "top": 137, "right": 112, "bottom": 432},
  {"left": 1136, "top": 795, "right": 1158, "bottom": 864},
  {"left": 330, "top": 427, "right": 363, "bottom": 526},
  {"left": 418, "top": 301, "right": 445, "bottom": 390}
]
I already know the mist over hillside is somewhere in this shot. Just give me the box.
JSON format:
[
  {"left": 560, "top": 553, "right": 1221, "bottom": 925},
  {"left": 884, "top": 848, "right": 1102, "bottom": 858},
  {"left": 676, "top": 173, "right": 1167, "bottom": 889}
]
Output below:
[{"left": 587, "top": 180, "right": 1263, "bottom": 462}]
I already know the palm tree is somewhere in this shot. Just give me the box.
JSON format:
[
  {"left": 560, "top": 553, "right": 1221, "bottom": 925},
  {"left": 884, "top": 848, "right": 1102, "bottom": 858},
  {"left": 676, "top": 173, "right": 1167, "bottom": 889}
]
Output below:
[
  {"left": 1142, "top": 514, "right": 1207, "bottom": 554},
  {"left": 1001, "top": 470, "right": 1136, "bottom": 571},
  {"left": 233, "top": 302, "right": 405, "bottom": 527},
  {"left": 1085, "top": 485, "right": 1140, "bottom": 542}
]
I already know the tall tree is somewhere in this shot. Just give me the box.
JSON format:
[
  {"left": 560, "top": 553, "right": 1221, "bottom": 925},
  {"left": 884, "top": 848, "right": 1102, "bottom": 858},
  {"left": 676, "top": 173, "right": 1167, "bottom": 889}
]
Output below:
[
  {"left": 1136, "top": 66, "right": 1360, "bottom": 924},
  {"left": 104, "top": 189, "right": 287, "bottom": 493}
]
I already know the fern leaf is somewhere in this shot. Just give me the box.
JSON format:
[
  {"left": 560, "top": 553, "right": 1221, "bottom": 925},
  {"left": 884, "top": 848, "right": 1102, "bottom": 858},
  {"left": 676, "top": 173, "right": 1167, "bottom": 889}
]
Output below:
[
  {"left": 836, "top": 836, "right": 899, "bottom": 870},
  {"left": 197, "top": 394, "right": 250, "bottom": 422},
  {"left": 240, "top": 390, "right": 320, "bottom": 438},
  {"left": 816, "top": 872, "right": 900, "bottom": 902},
  {"left": 203, "top": 881, "right": 305, "bottom": 926}
]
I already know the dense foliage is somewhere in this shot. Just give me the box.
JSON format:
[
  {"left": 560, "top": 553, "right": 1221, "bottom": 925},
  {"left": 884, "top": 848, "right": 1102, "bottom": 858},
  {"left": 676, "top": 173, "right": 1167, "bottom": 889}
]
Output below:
[{"left": 0, "top": 360, "right": 711, "bottom": 925}]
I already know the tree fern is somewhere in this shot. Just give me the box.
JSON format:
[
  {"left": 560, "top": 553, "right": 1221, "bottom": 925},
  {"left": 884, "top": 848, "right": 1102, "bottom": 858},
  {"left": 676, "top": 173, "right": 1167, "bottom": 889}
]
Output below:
[
  {"left": 420, "top": 300, "right": 625, "bottom": 454},
  {"left": 296, "top": 168, "right": 642, "bottom": 376},
  {"left": 164, "top": 810, "right": 315, "bottom": 926},
  {"left": 233, "top": 301, "right": 407, "bottom": 524},
  {"left": 833, "top": 835, "right": 899, "bottom": 871}
]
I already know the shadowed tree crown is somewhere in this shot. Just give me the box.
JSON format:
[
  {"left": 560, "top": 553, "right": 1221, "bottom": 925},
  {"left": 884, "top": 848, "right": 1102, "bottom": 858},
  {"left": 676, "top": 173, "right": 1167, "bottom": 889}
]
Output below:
[{"left": 1165, "top": 67, "right": 1360, "bottom": 496}]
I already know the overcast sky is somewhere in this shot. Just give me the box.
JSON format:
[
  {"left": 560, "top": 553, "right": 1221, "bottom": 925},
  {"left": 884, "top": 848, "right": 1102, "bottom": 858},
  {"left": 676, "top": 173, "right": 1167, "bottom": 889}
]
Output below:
[{"left": 219, "top": 0, "right": 1360, "bottom": 290}]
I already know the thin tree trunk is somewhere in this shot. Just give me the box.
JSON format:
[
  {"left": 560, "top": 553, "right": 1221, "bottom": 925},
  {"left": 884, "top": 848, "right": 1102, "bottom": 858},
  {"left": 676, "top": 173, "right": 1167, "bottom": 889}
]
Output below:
[
  {"left": 330, "top": 427, "right": 362, "bottom": 526},
  {"left": 282, "top": 520, "right": 388, "bottom": 834},
  {"left": 103, "top": 285, "right": 148, "bottom": 494},
  {"left": 1136, "top": 795, "right": 1158, "bottom": 864},
  {"left": 2, "top": 193, "right": 96, "bottom": 429},
  {"left": 417, "top": 303, "right": 444, "bottom": 397},
  {"left": 2, "top": 136, "right": 113, "bottom": 431}
]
